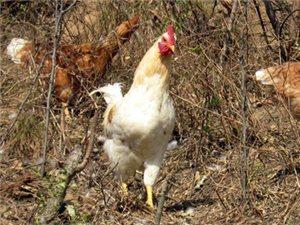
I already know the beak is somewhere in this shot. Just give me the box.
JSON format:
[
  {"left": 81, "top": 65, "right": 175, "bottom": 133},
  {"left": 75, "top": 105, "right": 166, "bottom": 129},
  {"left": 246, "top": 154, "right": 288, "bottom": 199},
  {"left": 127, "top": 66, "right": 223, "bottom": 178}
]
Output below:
[{"left": 169, "top": 45, "right": 175, "bottom": 52}]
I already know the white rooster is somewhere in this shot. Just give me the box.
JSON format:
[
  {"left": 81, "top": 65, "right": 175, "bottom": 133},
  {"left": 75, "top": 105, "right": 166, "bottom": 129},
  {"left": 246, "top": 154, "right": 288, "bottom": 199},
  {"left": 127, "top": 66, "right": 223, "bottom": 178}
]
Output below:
[{"left": 92, "top": 25, "right": 176, "bottom": 208}]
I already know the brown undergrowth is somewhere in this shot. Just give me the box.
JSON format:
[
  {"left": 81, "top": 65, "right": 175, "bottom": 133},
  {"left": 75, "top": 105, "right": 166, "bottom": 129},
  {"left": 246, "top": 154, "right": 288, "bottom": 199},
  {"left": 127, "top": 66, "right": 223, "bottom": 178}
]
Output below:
[{"left": 0, "top": 1, "right": 299, "bottom": 224}]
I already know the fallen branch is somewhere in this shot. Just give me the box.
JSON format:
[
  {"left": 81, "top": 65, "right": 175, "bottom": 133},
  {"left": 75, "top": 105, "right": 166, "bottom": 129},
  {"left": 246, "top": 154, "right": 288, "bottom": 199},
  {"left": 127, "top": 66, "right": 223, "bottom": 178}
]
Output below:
[
  {"left": 37, "top": 109, "right": 100, "bottom": 223},
  {"left": 155, "top": 179, "right": 171, "bottom": 225}
]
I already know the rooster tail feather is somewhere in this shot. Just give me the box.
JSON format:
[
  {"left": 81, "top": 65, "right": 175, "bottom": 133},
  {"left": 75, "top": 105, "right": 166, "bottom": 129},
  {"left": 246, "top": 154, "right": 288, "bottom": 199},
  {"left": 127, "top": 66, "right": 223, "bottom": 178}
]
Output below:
[
  {"left": 90, "top": 83, "right": 123, "bottom": 105},
  {"left": 100, "top": 16, "right": 139, "bottom": 52},
  {"left": 7, "top": 38, "right": 33, "bottom": 64}
]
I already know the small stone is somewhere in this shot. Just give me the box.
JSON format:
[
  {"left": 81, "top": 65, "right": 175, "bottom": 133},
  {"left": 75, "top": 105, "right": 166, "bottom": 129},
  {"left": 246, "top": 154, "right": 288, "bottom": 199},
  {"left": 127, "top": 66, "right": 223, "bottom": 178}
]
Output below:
[
  {"left": 211, "top": 150, "right": 221, "bottom": 157},
  {"left": 8, "top": 113, "right": 17, "bottom": 120},
  {"left": 268, "top": 136, "right": 275, "bottom": 144},
  {"left": 134, "top": 218, "right": 149, "bottom": 225},
  {"left": 270, "top": 124, "right": 277, "bottom": 131},
  {"left": 207, "top": 164, "right": 223, "bottom": 172},
  {"left": 184, "top": 206, "right": 195, "bottom": 215},
  {"left": 167, "top": 140, "right": 178, "bottom": 151},
  {"left": 93, "top": 148, "right": 99, "bottom": 153}
]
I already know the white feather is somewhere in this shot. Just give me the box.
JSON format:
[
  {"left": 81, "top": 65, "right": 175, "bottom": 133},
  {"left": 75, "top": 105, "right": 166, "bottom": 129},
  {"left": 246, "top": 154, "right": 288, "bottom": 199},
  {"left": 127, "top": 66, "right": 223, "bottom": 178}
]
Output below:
[
  {"left": 103, "top": 73, "right": 175, "bottom": 186},
  {"left": 90, "top": 83, "right": 123, "bottom": 104},
  {"left": 255, "top": 69, "right": 276, "bottom": 85},
  {"left": 7, "top": 38, "right": 31, "bottom": 64},
  {"left": 255, "top": 69, "right": 265, "bottom": 81}
]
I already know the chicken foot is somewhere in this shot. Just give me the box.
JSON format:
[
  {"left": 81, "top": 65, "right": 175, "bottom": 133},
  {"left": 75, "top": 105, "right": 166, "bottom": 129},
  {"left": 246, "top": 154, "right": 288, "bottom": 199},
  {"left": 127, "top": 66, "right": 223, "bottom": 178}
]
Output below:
[{"left": 146, "top": 185, "right": 154, "bottom": 208}]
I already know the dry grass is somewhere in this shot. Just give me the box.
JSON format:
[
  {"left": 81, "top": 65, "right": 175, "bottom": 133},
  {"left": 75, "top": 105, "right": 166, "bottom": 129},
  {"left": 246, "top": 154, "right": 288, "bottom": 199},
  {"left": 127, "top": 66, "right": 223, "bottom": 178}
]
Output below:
[{"left": 0, "top": 0, "right": 300, "bottom": 224}]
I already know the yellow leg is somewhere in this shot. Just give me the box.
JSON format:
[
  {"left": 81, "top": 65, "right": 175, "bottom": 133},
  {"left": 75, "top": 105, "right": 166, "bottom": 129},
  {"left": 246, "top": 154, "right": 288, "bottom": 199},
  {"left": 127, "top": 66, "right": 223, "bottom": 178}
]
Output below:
[
  {"left": 146, "top": 185, "right": 154, "bottom": 208},
  {"left": 121, "top": 182, "right": 128, "bottom": 196},
  {"left": 62, "top": 103, "right": 71, "bottom": 121}
]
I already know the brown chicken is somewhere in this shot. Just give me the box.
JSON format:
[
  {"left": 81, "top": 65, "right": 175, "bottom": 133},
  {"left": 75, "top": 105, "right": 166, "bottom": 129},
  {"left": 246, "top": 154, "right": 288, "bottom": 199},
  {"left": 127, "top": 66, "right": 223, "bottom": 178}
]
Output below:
[
  {"left": 255, "top": 62, "right": 300, "bottom": 118},
  {"left": 7, "top": 16, "right": 140, "bottom": 116}
]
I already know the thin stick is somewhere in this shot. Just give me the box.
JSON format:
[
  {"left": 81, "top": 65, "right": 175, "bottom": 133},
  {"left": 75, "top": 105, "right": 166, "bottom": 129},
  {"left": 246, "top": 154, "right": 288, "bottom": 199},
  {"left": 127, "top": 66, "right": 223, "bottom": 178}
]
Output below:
[
  {"left": 262, "top": 0, "right": 279, "bottom": 34},
  {"left": 252, "top": 0, "right": 273, "bottom": 52},
  {"left": 170, "top": 91, "right": 242, "bottom": 125},
  {"left": 41, "top": 0, "right": 61, "bottom": 176},
  {"left": 239, "top": 0, "right": 249, "bottom": 203},
  {"left": 73, "top": 109, "right": 100, "bottom": 173},
  {"left": 155, "top": 180, "right": 170, "bottom": 225},
  {"left": 219, "top": 0, "right": 238, "bottom": 67},
  {"left": 40, "top": 0, "right": 77, "bottom": 176},
  {"left": 278, "top": 9, "right": 300, "bottom": 37},
  {"left": 262, "top": 0, "right": 287, "bottom": 61}
]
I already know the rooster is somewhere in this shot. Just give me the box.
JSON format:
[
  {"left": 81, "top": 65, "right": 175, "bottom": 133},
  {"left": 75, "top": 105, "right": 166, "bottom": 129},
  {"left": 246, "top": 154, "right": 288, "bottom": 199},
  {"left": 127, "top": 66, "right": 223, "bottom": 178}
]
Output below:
[
  {"left": 6, "top": 16, "right": 140, "bottom": 117},
  {"left": 255, "top": 62, "right": 300, "bottom": 118},
  {"left": 92, "top": 25, "right": 176, "bottom": 208}
]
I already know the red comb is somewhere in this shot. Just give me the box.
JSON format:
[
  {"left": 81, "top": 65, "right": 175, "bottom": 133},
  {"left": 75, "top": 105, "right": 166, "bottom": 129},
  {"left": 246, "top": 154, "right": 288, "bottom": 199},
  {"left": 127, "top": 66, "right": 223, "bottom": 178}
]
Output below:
[
  {"left": 167, "top": 25, "right": 175, "bottom": 35},
  {"left": 166, "top": 25, "right": 175, "bottom": 45}
]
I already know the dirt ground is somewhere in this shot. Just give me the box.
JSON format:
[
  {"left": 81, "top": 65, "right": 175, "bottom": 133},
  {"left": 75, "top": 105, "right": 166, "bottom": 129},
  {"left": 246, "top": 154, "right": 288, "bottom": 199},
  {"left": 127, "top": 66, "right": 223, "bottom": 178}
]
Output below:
[{"left": 0, "top": 1, "right": 299, "bottom": 224}]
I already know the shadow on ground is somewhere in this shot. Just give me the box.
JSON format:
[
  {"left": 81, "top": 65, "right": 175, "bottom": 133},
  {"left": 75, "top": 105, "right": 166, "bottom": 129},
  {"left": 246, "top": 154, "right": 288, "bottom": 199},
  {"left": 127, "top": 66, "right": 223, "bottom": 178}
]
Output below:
[{"left": 165, "top": 198, "right": 215, "bottom": 212}]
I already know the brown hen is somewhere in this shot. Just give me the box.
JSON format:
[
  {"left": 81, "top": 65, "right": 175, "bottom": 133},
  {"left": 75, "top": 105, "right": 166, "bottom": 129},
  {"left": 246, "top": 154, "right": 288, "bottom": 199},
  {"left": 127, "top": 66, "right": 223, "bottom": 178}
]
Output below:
[
  {"left": 7, "top": 16, "right": 140, "bottom": 114},
  {"left": 255, "top": 62, "right": 300, "bottom": 118}
]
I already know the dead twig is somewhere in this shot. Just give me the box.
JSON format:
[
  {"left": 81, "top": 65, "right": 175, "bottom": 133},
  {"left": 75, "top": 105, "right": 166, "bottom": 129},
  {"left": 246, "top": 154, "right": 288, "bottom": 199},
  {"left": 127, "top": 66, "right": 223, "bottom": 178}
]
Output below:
[
  {"left": 73, "top": 109, "right": 99, "bottom": 174},
  {"left": 41, "top": 0, "right": 77, "bottom": 176},
  {"left": 262, "top": 0, "right": 279, "bottom": 34},
  {"left": 252, "top": 0, "right": 273, "bottom": 52},
  {"left": 278, "top": 9, "right": 300, "bottom": 38},
  {"left": 155, "top": 179, "right": 171, "bottom": 225},
  {"left": 282, "top": 190, "right": 300, "bottom": 224},
  {"left": 239, "top": 0, "right": 249, "bottom": 203},
  {"left": 219, "top": 0, "right": 238, "bottom": 67},
  {"left": 40, "top": 0, "right": 62, "bottom": 176},
  {"left": 262, "top": 0, "right": 288, "bottom": 61}
]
